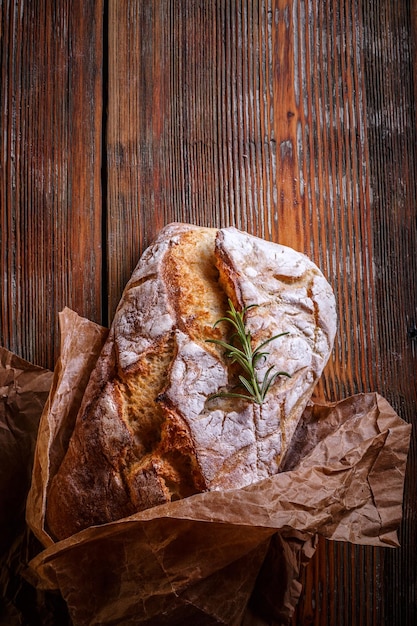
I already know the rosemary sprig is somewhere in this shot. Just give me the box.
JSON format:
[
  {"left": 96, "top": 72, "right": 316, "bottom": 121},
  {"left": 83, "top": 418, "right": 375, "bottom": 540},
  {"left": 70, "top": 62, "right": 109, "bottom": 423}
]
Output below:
[{"left": 206, "top": 299, "right": 291, "bottom": 405}]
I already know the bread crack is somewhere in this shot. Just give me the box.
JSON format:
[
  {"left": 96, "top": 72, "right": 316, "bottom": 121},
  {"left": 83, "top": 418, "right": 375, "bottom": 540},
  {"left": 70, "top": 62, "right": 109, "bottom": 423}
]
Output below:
[{"left": 117, "top": 333, "right": 175, "bottom": 457}]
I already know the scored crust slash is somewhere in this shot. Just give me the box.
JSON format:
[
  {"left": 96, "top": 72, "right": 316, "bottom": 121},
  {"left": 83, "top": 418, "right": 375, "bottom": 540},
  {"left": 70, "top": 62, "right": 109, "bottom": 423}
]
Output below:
[{"left": 45, "top": 223, "right": 337, "bottom": 541}]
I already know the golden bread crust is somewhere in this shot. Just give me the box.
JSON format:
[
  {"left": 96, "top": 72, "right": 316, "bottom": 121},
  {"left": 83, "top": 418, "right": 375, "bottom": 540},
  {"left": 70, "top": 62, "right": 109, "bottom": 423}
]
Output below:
[{"left": 46, "top": 224, "right": 336, "bottom": 540}]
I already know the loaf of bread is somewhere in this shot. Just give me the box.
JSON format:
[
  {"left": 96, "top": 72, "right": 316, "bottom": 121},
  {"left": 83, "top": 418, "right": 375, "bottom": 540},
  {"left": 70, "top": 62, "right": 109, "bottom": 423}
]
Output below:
[{"left": 46, "top": 224, "right": 337, "bottom": 540}]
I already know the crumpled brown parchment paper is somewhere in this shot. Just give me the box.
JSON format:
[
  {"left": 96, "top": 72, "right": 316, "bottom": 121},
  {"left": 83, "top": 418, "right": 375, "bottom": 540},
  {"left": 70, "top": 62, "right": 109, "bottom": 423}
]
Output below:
[
  {"left": 0, "top": 348, "right": 52, "bottom": 555},
  {"left": 1, "top": 307, "right": 412, "bottom": 625},
  {"left": 0, "top": 346, "right": 59, "bottom": 624}
]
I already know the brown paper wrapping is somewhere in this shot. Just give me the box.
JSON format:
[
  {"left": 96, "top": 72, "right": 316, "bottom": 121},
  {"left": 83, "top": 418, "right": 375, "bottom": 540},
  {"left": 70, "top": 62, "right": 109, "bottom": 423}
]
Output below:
[
  {"left": 26, "top": 307, "right": 109, "bottom": 549},
  {"left": 0, "top": 348, "right": 53, "bottom": 555},
  {"left": 0, "top": 346, "right": 56, "bottom": 624},
  {"left": 1, "top": 308, "right": 411, "bottom": 625}
]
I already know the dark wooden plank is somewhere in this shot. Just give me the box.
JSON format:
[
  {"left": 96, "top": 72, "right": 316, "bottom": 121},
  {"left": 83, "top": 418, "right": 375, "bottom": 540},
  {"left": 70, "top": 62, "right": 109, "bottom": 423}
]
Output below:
[
  {"left": 360, "top": 1, "right": 417, "bottom": 624},
  {"left": 292, "top": 0, "right": 417, "bottom": 623},
  {"left": 0, "top": 0, "right": 104, "bottom": 370},
  {"left": 106, "top": 0, "right": 226, "bottom": 318},
  {"left": 275, "top": 0, "right": 383, "bottom": 622},
  {"left": 0, "top": 0, "right": 412, "bottom": 623}
]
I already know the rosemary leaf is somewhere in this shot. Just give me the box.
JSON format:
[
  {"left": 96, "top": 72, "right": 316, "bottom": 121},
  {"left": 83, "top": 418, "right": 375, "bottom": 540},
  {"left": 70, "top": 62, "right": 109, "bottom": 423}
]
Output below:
[{"left": 206, "top": 299, "right": 291, "bottom": 405}]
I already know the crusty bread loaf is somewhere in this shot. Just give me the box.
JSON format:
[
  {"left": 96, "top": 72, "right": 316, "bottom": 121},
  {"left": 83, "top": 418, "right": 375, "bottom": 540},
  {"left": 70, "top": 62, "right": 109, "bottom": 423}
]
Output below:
[{"left": 46, "top": 224, "right": 337, "bottom": 540}]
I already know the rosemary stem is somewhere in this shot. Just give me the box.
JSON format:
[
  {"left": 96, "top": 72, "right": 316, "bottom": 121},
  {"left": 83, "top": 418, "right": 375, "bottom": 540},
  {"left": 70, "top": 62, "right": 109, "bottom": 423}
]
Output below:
[{"left": 206, "top": 299, "right": 290, "bottom": 405}]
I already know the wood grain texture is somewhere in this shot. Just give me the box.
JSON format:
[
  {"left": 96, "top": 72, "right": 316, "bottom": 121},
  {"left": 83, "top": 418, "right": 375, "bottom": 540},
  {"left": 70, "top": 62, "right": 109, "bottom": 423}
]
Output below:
[
  {"left": 0, "top": 0, "right": 104, "bottom": 370},
  {"left": 361, "top": 1, "right": 417, "bottom": 624},
  {"left": 0, "top": 0, "right": 415, "bottom": 623}
]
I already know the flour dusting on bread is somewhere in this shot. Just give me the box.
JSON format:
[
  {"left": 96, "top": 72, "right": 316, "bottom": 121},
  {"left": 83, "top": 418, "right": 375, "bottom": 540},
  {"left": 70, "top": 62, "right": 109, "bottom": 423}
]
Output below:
[{"left": 46, "top": 224, "right": 337, "bottom": 540}]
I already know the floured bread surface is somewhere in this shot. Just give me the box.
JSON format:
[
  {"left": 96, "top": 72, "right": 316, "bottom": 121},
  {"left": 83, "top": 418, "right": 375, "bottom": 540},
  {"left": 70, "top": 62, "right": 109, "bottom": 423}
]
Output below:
[{"left": 46, "top": 224, "right": 337, "bottom": 540}]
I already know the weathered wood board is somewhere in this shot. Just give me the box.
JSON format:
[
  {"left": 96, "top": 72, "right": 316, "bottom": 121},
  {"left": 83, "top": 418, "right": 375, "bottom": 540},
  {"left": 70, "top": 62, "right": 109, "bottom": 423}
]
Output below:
[{"left": 1, "top": 1, "right": 416, "bottom": 623}]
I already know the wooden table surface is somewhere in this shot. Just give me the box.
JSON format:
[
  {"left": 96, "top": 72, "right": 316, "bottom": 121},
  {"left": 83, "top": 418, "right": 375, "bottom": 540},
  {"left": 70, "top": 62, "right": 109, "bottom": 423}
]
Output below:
[{"left": 1, "top": 1, "right": 416, "bottom": 624}]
